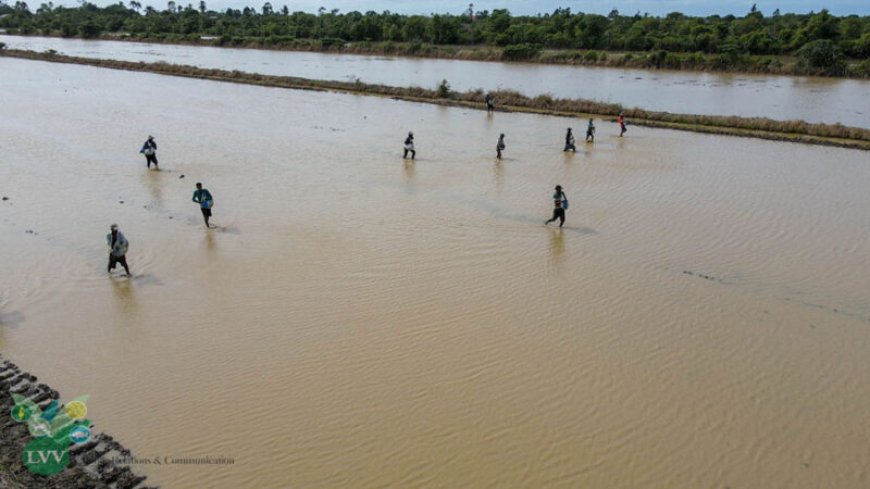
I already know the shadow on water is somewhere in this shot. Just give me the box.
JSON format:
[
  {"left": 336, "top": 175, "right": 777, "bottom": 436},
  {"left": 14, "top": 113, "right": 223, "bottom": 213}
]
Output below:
[
  {"left": 0, "top": 310, "right": 25, "bottom": 329},
  {"left": 214, "top": 225, "right": 241, "bottom": 235},
  {"left": 129, "top": 273, "right": 163, "bottom": 287},
  {"left": 427, "top": 187, "right": 597, "bottom": 236},
  {"left": 496, "top": 210, "right": 597, "bottom": 235}
]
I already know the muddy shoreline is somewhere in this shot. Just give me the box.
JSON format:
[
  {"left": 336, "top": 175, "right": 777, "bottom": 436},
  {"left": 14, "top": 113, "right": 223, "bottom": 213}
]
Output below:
[
  {"left": 0, "top": 355, "right": 155, "bottom": 489},
  {"left": 2, "top": 49, "right": 868, "bottom": 150}
]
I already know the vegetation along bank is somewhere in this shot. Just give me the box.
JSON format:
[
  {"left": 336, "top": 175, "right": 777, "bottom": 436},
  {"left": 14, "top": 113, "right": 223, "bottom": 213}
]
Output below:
[{"left": 0, "top": 2, "right": 868, "bottom": 78}]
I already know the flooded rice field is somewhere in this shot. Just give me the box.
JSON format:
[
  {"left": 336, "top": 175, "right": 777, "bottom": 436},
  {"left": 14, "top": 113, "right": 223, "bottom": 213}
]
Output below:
[
  {"left": 2, "top": 34, "right": 869, "bottom": 128},
  {"left": 1, "top": 57, "right": 870, "bottom": 488}
]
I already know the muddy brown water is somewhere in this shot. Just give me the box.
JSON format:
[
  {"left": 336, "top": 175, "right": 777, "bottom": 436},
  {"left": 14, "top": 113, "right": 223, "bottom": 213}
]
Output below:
[
  {"left": 1, "top": 57, "right": 870, "bottom": 488},
  {"left": 1, "top": 34, "right": 869, "bottom": 128}
]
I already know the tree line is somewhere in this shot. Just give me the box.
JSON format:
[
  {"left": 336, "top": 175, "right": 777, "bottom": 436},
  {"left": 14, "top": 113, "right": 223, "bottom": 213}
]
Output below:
[{"left": 1, "top": 2, "right": 868, "bottom": 75}]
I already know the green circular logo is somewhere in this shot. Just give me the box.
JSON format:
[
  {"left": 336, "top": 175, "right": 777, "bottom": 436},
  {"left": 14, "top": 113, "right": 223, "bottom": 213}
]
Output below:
[
  {"left": 23, "top": 438, "right": 68, "bottom": 476},
  {"left": 10, "top": 405, "right": 30, "bottom": 422}
]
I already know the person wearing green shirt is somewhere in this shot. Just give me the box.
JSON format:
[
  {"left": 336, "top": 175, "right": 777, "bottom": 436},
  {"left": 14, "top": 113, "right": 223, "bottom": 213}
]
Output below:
[{"left": 192, "top": 182, "right": 214, "bottom": 228}]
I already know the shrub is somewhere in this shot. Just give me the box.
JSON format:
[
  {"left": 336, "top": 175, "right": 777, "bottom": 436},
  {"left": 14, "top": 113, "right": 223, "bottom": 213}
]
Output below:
[
  {"left": 437, "top": 79, "right": 451, "bottom": 98},
  {"left": 797, "top": 40, "right": 847, "bottom": 76},
  {"left": 850, "top": 59, "right": 870, "bottom": 78},
  {"left": 533, "top": 94, "right": 554, "bottom": 107},
  {"left": 407, "top": 40, "right": 423, "bottom": 54},
  {"left": 501, "top": 43, "right": 541, "bottom": 60},
  {"left": 663, "top": 52, "right": 683, "bottom": 69},
  {"left": 321, "top": 37, "right": 345, "bottom": 48},
  {"left": 583, "top": 50, "right": 599, "bottom": 62},
  {"left": 647, "top": 49, "right": 668, "bottom": 68},
  {"left": 0, "top": 42, "right": 6, "bottom": 50},
  {"left": 78, "top": 21, "right": 100, "bottom": 39}
]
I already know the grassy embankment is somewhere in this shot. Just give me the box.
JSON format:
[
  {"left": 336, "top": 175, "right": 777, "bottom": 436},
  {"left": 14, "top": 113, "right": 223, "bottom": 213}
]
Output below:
[{"left": 2, "top": 48, "right": 867, "bottom": 150}]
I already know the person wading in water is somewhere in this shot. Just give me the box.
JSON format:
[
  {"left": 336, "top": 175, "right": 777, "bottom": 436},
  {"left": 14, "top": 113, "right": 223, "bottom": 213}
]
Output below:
[
  {"left": 403, "top": 131, "right": 416, "bottom": 160},
  {"left": 106, "top": 224, "right": 131, "bottom": 276},
  {"left": 485, "top": 93, "right": 495, "bottom": 112},
  {"left": 192, "top": 182, "right": 214, "bottom": 228},
  {"left": 496, "top": 133, "right": 506, "bottom": 159},
  {"left": 140, "top": 135, "right": 158, "bottom": 170},
  {"left": 564, "top": 128, "right": 576, "bottom": 152},
  {"left": 545, "top": 185, "right": 568, "bottom": 228},
  {"left": 618, "top": 112, "right": 627, "bottom": 137},
  {"left": 585, "top": 119, "right": 596, "bottom": 143}
]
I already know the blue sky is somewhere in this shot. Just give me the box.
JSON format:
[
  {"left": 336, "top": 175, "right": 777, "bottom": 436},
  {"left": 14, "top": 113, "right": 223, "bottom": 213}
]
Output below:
[{"left": 41, "top": 1, "right": 870, "bottom": 16}]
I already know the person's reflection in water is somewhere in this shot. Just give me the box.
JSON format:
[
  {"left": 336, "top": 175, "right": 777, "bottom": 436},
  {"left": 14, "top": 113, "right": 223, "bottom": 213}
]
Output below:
[
  {"left": 492, "top": 158, "right": 504, "bottom": 194},
  {"left": 403, "top": 158, "right": 415, "bottom": 183},
  {"left": 549, "top": 228, "right": 565, "bottom": 267},
  {"left": 141, "top": 169, "right": 164, "bottom": 209},
  {"left": 110, "top": 276, "right": 137, "bottom": 316},
  {"left": 204, "top": 230, "right": 217, "bottom": 252}
]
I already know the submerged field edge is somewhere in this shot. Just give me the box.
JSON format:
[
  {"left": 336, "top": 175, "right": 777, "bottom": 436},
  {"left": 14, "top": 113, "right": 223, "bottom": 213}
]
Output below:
[
  {"left": 0, "top": 354, "right": 155, "bottom": 489},
  {"left": 3, "top": 48, "right": 868, "bottom": 151}
]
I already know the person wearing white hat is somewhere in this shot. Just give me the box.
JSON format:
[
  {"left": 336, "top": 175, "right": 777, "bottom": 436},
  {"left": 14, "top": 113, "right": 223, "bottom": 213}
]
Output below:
[
  {"left": 140, "top": 135, "right": 158, "bottom": 169},
  {"left": 403, "top": 131, "right": 416, "bottom": 160}
]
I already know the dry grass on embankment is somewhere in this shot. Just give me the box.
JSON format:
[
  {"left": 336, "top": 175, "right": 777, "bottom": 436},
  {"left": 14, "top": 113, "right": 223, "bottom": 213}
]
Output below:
[{"left": 3, "top": 48, "right": 868, "bottom": 150}]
